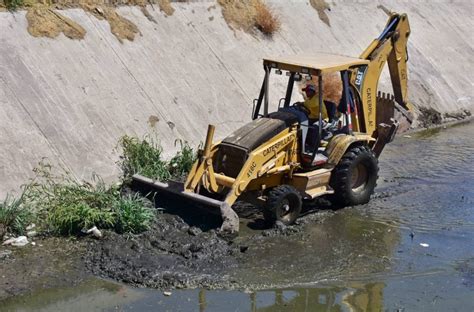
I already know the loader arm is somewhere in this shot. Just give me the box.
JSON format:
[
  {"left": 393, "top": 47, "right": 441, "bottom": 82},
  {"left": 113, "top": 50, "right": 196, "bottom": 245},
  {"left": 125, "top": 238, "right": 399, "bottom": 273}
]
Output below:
[{"left": 355, "top": 13, "right": 412, "bottom": 135}]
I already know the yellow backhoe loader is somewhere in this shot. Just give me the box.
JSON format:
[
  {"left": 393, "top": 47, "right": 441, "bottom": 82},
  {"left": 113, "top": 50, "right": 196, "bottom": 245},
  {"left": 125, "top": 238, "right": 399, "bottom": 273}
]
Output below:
[{"left": 133, "top": 12, "right": 413, "bottom": 235}]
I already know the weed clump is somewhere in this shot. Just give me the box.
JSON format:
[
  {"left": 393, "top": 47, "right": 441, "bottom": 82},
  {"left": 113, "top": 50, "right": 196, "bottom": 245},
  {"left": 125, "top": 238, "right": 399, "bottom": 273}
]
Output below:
[
  {"left": 1, "top": 133, "right": 198, "bottom": 239},
  {"left": 218, "top": 0, "right": 281, "bottom": 36},
  {"left": 168, "top": 140, "right": 196, "bottom": 180},
  {"left": 0, "top": 193, "right": 33, "bottom": 240},
  {"left": 118, "top": 135, "right": 197, "bottom": 182},
  {"left": 119, "top": 135, "right": 171, "bottom": 182},
  {"left": 17, "top": 162, "right": 155, "bottom": 236},
  {"left": 114, "top": 193, "right": 154, "bottom": 234},
  {"left": 254, "top": 1, "right": 280, "bottom": 36}
]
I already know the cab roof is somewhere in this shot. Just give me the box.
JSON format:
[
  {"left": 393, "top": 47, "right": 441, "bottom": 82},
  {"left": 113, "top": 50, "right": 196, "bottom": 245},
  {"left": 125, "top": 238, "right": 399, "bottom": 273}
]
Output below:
[{"left": 263, "top": 52, "right": 369, "bottom": 74}]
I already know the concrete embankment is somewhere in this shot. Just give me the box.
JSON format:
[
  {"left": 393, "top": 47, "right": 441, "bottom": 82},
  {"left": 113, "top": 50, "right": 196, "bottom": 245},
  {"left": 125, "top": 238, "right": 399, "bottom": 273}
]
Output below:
[{"left": 1, "top": 0, "right": 472, "bottom": 196}]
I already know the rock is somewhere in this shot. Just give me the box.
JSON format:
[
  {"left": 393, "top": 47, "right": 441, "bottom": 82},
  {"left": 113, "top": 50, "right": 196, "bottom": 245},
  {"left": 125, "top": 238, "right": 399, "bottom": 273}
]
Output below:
[
  {"left": 86, "top": 226, "right": 103, "bottom": 239},
  {"left": 0, "top": 249, "right": 12, "bottom": 259},
  {"left": 26, "top": 224, "right": 36, "bottom": 231},
  {"left": 188, "top": 226, "right": 202, "bottom": 236},
  {"left": 3, "top": 236, "right": 29, "bottom": 247},
  {"left": 163, "top": 291, "right": 172, "bottom": 296},
  {"left": 239, "top": 245, "right": 249, "bottom": 253},
  {"left": 420, "top": 243, "right": 429, "bottom": 248},
  {"left": 275, "top": 221, "right": 287, "bottom": 231},
  {"left": 27, "top": 231, "right": 37, "bottom": 238}
]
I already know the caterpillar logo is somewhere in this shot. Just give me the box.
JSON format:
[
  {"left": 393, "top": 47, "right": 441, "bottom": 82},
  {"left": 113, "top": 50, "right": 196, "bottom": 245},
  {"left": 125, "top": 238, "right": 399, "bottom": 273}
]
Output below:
[
  {"left": 262, "top": 135, "right": 294, "bottom": 157},
  {"left": 367, "top": 87, "right": 374, "bottom": 127}
]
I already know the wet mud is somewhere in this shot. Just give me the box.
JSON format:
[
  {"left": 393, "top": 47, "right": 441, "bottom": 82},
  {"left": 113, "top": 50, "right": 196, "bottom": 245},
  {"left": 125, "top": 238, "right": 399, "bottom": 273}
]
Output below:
[
  {"left": 84, "top": 213, "right": 241, "bottom": 289},
  {"left": 83, "top": 193, "right": 338, "bottom": 290},
  {"left": 0, "top": 237, "right": 88, "bottom": 300}
]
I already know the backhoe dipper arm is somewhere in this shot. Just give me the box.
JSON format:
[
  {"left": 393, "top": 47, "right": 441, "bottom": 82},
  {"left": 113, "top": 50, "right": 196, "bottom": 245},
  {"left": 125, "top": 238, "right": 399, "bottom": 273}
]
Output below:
[{"left": 356, "top": 13, "right": 411, "bottom": 135}]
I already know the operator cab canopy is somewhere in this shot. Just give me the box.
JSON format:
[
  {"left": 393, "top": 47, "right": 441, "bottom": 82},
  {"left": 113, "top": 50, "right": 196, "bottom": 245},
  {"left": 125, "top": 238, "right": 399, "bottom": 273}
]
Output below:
[{"left": 263, "top": 52, "right": 369, "bottom": 75}]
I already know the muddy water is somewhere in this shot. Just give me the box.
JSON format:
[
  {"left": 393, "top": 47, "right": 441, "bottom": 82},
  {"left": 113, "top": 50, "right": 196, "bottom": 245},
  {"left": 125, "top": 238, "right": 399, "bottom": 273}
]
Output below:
[{"left": 2, "top": 121, "right": 473, "bottom": 311}]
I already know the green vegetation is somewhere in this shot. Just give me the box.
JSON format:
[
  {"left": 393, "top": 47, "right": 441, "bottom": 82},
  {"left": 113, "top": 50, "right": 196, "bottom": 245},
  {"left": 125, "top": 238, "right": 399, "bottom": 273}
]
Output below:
[
  {"left": 118, "top": 135, "right": 197, "bottom": 182},
  {"left": 1, "top": 134, "right": 197, "bottom": 239},
  {"left": 0, "top": 193, "right": 33, "bottom": 239},
  {"left": 114, "top": 193, "right": 154, "bottom": 234},
  {"left": 23, "top": 163, "right": 155, "bottom": 235},
  {"left": 168, "top": 140, "right": 196, "bottom": 179},
  {"left": 1, "top": 162, "right": 155, "bottom": 238},
  {"left": 4, "top": 0, "right": 23, "bottom": 11},
  {"left": 118, "top": 134, "right": 171, "bottom": 182}
]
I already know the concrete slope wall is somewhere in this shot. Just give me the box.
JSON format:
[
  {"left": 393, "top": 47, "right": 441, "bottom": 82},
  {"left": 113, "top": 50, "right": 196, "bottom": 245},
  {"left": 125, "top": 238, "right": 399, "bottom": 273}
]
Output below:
[{"left": 1, "top": 0, "right": 473, "bottom": 196}]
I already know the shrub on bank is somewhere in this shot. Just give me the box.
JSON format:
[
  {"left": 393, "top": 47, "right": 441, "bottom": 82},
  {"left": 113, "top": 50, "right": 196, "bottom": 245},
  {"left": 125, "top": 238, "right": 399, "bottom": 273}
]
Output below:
[
  {"left": 1, "top": 134, "right": 197, "bottom": 239},
  {"left": 2, "top": 162, "right": 155, "bottom": 237},
  {"left": 114, "top": 193, "right": 154, "bottom": 234},
  {"left": 254, "top": 1, "right": 280, "bottom": 36},
  {"left": 168, "top": 140, "right": 196, "bottom": 180},
  {"left": 118, "top": 135, "right": 197, "bottom": 182},
  {"left": 0, "top": 193, "right": 33, "bottom": 240},
  {"left": 118, "top": 135, "right": 171, "bottom": 182}
]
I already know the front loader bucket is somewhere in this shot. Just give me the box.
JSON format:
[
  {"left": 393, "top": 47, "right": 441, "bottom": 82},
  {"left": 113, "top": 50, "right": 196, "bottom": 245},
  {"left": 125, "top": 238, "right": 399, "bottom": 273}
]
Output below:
[{"left": 131, "top": 174, "right": 240, "bottom": 234}]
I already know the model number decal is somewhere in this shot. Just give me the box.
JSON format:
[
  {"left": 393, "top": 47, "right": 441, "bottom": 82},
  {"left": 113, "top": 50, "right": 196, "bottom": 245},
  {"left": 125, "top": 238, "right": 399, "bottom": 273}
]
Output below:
[{"left": 246, "top": 161, "right": 257, "bottom": 178}]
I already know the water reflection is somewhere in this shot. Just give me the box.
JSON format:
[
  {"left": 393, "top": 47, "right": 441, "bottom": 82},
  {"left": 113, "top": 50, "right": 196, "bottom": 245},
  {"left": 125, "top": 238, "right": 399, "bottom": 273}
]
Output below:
[
  {"left": 194, "top": 282, "right": 385, "bottom": 312},
  {"left": 0, "top": 279, "right": 143, "bottom": 312}
]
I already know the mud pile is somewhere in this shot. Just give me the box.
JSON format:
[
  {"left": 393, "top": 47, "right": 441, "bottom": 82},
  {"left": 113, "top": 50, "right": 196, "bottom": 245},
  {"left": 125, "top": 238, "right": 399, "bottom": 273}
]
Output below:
[
  {"left": 82, "top": 193, "right": 335, "bottom": 290},
  {"left": 85, "top": 213, "right": 242, "bottom": 289}
]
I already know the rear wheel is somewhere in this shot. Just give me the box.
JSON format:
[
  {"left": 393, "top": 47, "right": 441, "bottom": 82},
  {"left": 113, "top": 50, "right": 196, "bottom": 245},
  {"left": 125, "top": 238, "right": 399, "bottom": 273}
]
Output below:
[
  {"left": 329, "top": 145, "right": 378, "bottom": 206},
  {"left": 264, "top": 185, "right": 302, "bottom": 225}
]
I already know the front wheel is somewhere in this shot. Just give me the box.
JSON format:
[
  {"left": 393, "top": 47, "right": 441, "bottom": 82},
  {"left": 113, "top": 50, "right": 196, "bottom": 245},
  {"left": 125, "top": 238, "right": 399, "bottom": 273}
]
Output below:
[
  {"left": 329, "top": 145, "right": 379, "bottom": 206},
  {"left": 264, "top": 185, "right": 302, "bottom": 226}
]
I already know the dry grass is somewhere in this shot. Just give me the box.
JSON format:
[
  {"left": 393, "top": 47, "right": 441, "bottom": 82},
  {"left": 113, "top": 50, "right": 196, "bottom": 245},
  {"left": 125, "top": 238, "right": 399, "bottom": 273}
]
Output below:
[
  {"left": 158, "top": 0, "right": 174, "bottom": 16},
  {"left": 81, "top": 4, "right": 140, "bottom": 43},
  {"left": 302, "top": 73, "right": 342, "bottom": 103},
  {"left": 309, "top": 0, "right": 330, "bottom": 27},
  {"left": 26, "top": 7, "right": 86, "bottom": 40},
  {"left": 218, "top": 0, "right": 280, "bottom": 36},
  {"left": 254, "top": 1, "right": 280, "bottom": 36},
  {"left": 8, "top": 0, "right": 164, "bottom": 41}
]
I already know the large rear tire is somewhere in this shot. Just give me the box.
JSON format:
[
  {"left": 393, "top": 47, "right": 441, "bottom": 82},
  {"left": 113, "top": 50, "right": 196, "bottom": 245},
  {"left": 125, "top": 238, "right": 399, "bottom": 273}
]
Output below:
[
  {"left": 329, "top": 145, "right": 378, "bottom": 206},
  {"left": 264, "top": 185, "right": 302, "bottom": 226}
]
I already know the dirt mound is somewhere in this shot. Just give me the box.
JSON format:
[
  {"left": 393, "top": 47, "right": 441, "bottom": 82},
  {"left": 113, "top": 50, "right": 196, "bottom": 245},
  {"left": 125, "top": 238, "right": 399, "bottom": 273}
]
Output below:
[
  {"left": 419, "top": 107, "right": 442, "bottom": 128},
  {"left": 84, "top": 213, "right": 241, "bottom": 289},
  {"left": 157, "top": 0, "right": 174, "bottom": 16},
  {"left": 81, "top": 4, "right": 140, "bottom": 43},
  {"left": 26, "top": 7, "right": 86, "bottom": 40},
  {"left": 309, "top": 0, "right": 330, "bottom": 26},
  {"left": 20, "top": 0, "right": 158, "bottom": 41}
]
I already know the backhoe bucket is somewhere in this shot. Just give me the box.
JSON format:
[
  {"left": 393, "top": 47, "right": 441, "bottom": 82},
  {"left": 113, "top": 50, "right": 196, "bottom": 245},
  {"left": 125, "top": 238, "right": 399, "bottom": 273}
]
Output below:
[{"left": 131, "top": 174, "right": 240, "bottom": 234}]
